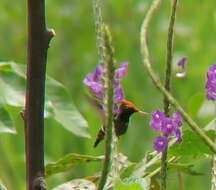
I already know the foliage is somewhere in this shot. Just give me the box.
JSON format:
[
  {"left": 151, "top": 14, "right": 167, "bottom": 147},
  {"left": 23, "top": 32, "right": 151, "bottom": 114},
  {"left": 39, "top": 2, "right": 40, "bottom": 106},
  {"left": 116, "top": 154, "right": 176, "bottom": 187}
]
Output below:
[
  {"left": 0, "top": 104, "right": 15, "bottom": 134},
  {"left": 0, "top": 62, "right": 89, "bottom": 138},
  {"left": 45, "top": 153, "right": 103, "bottom": 177},
  {"left": 52, "top": 179, "right": 97, "bottom": 190},
  {"left": 169, "top": 130, "right": 215, "bottom": 156},
  {"left": 0, "top": 0, "right": 216, "bottom": 190}
]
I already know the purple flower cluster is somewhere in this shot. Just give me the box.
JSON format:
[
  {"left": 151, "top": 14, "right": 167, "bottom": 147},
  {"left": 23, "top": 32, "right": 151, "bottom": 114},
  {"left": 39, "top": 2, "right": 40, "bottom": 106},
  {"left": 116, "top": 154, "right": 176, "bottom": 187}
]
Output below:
[
  {"left": 83, "top": 62, "right": 129, "bottom": 113},
  {"left": 150, "top": 110, "right": 183, "bottom": 152},
  {"left": 205, "top": 64, "right": 216, "bottom": 100}
]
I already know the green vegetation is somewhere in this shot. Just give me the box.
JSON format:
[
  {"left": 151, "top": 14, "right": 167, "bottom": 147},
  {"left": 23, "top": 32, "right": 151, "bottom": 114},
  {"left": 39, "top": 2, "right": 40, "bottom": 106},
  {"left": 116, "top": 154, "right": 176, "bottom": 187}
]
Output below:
[{"left": 0, "top": 0, "right": 215, "bottom": 189}]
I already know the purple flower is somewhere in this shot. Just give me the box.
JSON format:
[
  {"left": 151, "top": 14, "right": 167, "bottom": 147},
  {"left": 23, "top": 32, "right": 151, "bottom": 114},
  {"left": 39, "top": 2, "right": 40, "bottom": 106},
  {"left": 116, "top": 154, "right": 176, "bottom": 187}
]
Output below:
[
  {"left": 161, "top": 118, "right": 176, "bottom": 135},
  {"left": 206, "top": 90, "right": 216, "bottom": 100},
  {"left": 83, "top": 62, "right": 129, "bottom": 113},
  {"left": 206, "top": 80, "right": 216, "bottom": 89},
  {"left": 94, "top": 65, "right": 103, "bottom": 81},
  {"left": 207, "top": 64, "right": 216, "bottom": 78},
  {"left": 206, "top": 64, "right": 216, "bottom": 100},
  {"left": 83, "top": 67, "right": 104, "bottom": 99},
  {"left": 177, "top": 57, "right": 188, "bottom": 69},
  {"left": 89, "top": 82, "right": 104, "bottom": 98},
  {"left": 115, "top": 62, "right": 129, "bottom": 79},
  {"left": 149, "top": 110, "right": 183, "bottom": 151},
  {"left": 172, "top": 112, "right": 182, "bottom": 127},
  {"left": 150, "top": 110, "right": 166, "bottom": 131},
  {"left": 113, "top": 62, "right": 129, "bottom": 103},
  {"left": 153, "top": 136, "right": 168, "bottom": 152},
  {"left": 83, "top": 74, "right": 95, "bottom": 87},
  {"left": 174, "top": 128, "right": 182, "bottom": 143},
  {"left": 152, "top": 110, "right": 166, "bottom": 121},
  {"left": 114, "top": 86, "right": 124, "bottom": 103},
  {"left": 150, "top": 110, "right": 183, "bottom": 134}
]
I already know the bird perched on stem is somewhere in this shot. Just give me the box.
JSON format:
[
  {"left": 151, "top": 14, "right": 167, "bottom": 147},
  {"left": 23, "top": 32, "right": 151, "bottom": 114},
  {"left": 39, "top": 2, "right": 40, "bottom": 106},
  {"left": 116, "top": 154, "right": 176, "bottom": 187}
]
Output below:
[
  {"left": 83, "top": 63, "right": 148, "bottom": 147},
  {"left": 94, "top": 99, "right": 148, "bottom": 147}
]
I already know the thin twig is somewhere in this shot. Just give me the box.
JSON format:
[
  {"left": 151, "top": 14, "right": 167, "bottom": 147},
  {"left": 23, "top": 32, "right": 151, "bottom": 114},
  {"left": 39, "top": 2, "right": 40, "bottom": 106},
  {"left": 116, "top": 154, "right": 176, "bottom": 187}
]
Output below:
[
  {"left": 161, "top": 0, "right": 178, "bottom": 189},
  {"left": 132, "top": 138, "right": 176, "bottom": 178},
  {"left": 98, "top": 24, "right": 115, "bottom": 190},
  {"left": 25, "top": 0, "right": 55, "bottom": 189},
  {"left": 140, "top": 0, "right": 216, "bottom": 153},
  {"left": 144, "top": 156, "right": 177, "bottom": 179}
]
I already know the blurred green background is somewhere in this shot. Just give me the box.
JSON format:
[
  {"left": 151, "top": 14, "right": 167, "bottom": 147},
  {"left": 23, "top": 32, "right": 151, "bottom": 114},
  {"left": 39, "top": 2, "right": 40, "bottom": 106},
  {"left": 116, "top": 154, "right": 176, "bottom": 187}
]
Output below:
[{"left": 0, "top": 0, "right": 216, "bottom": 189}]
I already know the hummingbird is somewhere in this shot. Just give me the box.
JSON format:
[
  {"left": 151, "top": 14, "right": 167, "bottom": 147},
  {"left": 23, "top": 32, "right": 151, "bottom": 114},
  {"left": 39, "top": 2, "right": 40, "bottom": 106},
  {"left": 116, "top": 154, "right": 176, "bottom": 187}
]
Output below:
[{"left": 94, "top": 99, "right": 148, "bottom": 147}]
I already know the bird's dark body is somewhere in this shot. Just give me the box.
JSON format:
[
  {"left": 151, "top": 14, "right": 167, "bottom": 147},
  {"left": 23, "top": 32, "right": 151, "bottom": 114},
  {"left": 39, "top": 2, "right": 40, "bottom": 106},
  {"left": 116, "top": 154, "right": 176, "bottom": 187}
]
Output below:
[
  {"left": 114, "top": 106, "right": 136, "bottom": 136},
  {"left": 93, "top": 103, "right": 137, "bottom": 147}
]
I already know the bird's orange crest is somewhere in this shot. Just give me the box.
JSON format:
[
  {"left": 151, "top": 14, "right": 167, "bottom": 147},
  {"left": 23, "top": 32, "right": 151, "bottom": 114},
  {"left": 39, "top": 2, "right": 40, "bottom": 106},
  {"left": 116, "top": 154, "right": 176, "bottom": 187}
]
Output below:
[
  {"left": 120, "top": 99, "right": 140, "bottom": 112},
  {"left": 120, "top": 99, "right": 149, "bottom": 115}
]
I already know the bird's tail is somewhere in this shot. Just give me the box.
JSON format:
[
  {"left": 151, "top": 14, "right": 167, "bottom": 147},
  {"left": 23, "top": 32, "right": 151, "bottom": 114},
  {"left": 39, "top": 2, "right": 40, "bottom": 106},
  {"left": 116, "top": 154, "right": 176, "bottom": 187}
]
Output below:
[{"left": 93, "top": 128, "right": 105, "bottom": 147}]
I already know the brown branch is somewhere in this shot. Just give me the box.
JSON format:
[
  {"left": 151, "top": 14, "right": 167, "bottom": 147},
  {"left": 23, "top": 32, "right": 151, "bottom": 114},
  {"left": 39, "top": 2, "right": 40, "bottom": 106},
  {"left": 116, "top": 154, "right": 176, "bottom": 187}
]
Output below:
[{"left": 24, "top": 0, "right": 55, "bottom": 189}]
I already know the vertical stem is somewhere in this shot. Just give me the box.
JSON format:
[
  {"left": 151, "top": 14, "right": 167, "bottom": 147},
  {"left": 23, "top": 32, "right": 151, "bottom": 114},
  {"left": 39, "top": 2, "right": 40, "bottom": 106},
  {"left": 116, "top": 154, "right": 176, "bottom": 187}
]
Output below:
[
  {"left": 212, "top": 152, "right": 216, "bottom": 190},
  {"left": 24, "top": 0, "right": 54, "bottom": 189},
  {"left": 98, "top": 24, "right": 115, "bottom": 190},
  {"left": 211, "top": 102, "right": 216, "bottom": 190},
  {"left": 164, "top": 0, "right": 178, "bottom": 115},
  {"left": 92, "top": 0, "right": 105, "bottom": 66},
  {"left": 161, "top": 0, "right": 178, "bottom": 189},
  {"left": 161, "top": 148, "right": 168, "bottom": 190}
]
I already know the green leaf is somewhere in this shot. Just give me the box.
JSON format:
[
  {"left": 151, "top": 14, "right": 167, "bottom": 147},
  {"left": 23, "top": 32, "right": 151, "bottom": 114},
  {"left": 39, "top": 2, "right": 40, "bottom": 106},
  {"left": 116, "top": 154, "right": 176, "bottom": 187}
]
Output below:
[
  {"left": 0, "top": 104, "right": 16, "bottom": 134},
  {"left": 52, "top": 179, "right": 97, "bottom": 190},
  {"left": 169, "top": 130, "right": 215, "bottom": 156},
  {"left": 45, "top": 153, "right": 103, "bottom": 177},
  {"left": 0, "top": 62, "right": 90, "bottom": 138},
  {"left": 0, "top": 64, "right": 25, "bottom": 107},
  {"left": 46, "top": 78, "right": 90, "bottom": 138},
  {"left": 115, "top": 178, "right": 150, "bottom": 190},
  {"left": 188, "top": 93, "right": 204, "bottom": 118}
]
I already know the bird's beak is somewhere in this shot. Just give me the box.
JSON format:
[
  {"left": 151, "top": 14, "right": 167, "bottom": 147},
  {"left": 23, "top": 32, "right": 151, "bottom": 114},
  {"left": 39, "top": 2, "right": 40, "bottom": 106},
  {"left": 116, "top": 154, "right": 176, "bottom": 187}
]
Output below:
[{"left": 138, "top": 110, "right": 149, "bottom": 116}]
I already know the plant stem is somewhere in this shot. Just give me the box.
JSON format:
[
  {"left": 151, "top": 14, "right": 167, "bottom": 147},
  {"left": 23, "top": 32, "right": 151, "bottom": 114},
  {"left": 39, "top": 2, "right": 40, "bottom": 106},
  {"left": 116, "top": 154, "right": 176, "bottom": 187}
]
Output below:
[
  {"left": 212, "top": 153, "right": 216, "bottom": 190},
  {"left": 161, "top": 0, "right": 178, "bottom": 189},
  {"left": 92, "top": 0, "right": 105, "bottom": 66},
  {"left": 140, "top": 0, "right": 216, "bottom": 153},
  {"left": 132, "top": 138, "right": 176, "bottom": 178},
  {"left": 211, "top": 102, "right": 216, "bottom": 190},
  {"left": 164, "top": 0, "right": 178, "bottom": 115},
  {"left": 145, "top": 156, "right": 177, "bottom": 178},
  {"left": 24, "top": 0, "right": 55, "bottom": 189},
  {"left": 161, "top": 148, "right": 168, "bottom": 190},
  {"left": 98, "top": 24, "right": 115, "bottom": 190}
]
